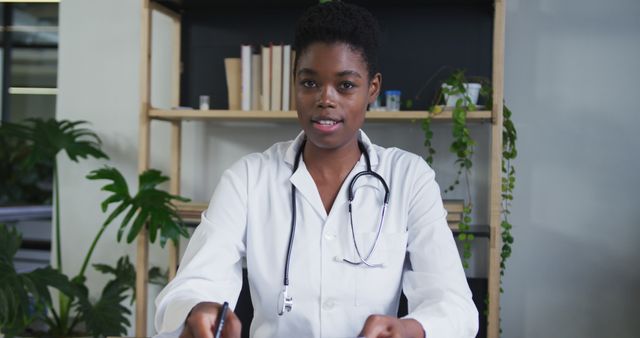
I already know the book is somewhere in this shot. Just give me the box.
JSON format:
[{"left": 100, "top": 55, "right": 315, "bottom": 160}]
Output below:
[
  {"left": 241, "top": 45, "right": 252, "bottom": 111},
  {"left": 251, "top": 53, "right": 261, "bottom": 110},
  {"left": 270, "top": 44, "right": 283, "bottom": 111},
  {"left": 447, "top": 212, "right": 462, "bottom": 222},
  {"left": 290, "top": 50, "right": 296, "bottom": 111},
  {"left": 281, "top": 45, "right": 291, "bottom": 111},
  {"left": 224, "top": 58, "right": 241, "bottom": 110},
  {"left": 261, "top": 45, "right": 271, "bottom": 111},
  {"left": 443, "top": 199, "right": 464, "bottom": 213},
  {"left": 175, "top": 202, "right": 207, "bottom": 223}
]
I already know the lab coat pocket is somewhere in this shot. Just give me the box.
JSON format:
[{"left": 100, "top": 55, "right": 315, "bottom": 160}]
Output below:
[{"left": 353, "top": 231, "right": 408, "bottom": 306}]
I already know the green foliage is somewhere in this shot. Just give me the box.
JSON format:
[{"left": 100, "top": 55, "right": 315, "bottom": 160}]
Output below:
[
  {"left": 74, "top": 278, "right": 131, "bottom": 338},
  {"left": 94, "top": 256, "right": 168, "bottom": 305},
  {"left": 421, "top": 117, "right": 435, "bottom": 165},
  {"left": 425, "top": 70, "right": 478, "bottom": 268},
  {"left": 500, "top": 105, "right": 517, "bottom": 276},
  {"left": 0, "top": 224, "right": 76, "bottom": 338},
  {"left": 2, "top": 118, "right": 110, "bottom": 273},
  {"left": 479, "top": 82, "right": 518, "bottom": 281},
  {"left": 87, "top": 166, "right": 190, "bottom": 247},
  {"left": 0, "top": 128, "right": 52, "bottom": 205},
  {"left": 1, "top": 118, "right": 108, "bottom": 167},
  {"left": 1, "top": 118, "right": 187, "bottom": 337}
]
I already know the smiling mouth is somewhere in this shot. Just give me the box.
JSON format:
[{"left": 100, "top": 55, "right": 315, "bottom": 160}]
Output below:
[
  {"left": 310, "top": 117, "right": 343, "bottom": 132},
  {"left": 311, "top": 117, "right": 343, "bottom": 125}
]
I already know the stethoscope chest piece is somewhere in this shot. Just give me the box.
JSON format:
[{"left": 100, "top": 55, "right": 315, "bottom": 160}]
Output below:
[{"left": 277, "top": 285, "right": 293, "bottom": 316}]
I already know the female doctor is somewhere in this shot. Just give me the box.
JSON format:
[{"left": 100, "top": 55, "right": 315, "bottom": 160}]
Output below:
[{"left": 154, "top": 2, "right": 478, "bottom": 338}]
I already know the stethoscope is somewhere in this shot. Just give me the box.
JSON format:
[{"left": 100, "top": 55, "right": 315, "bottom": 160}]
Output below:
[{"left": 277, "top": 139, "right": 390, "bottom": 316}]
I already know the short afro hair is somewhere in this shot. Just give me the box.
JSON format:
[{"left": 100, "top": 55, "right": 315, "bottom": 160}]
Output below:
[{"left": 293, "top": 1, "right": 381, "bottom": 80}]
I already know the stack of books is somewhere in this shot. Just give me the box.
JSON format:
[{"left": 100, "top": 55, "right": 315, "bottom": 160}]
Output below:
[
  {"left": 443, "top": 199, "right": 465, "bottom": 230},
  {"left": 175, "top": 202, "right": 207, "bottom": 224},
  {"left": 225, "top": 44, "right": 296, "bottom": 112}
]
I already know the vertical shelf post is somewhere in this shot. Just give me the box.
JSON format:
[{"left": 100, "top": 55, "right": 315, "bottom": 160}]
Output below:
[
  {"left": 164, "top": 2, "right": 182, "bottom": 282},
  {"left": 136, "top": 0, "right": 152, "bottom": 336},
  {"left": 488, "top": 0, "right": 506, "bottom": 337}
]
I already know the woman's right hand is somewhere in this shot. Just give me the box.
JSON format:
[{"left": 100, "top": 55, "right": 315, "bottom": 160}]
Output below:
[{"left": 179, "top": 302, "right": 242, "bottom": 338}]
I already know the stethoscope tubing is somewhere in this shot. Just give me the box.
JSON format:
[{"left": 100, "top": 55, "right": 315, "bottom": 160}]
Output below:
[{"left": 279, "top": 138, "right": 390, "bottom": 315}]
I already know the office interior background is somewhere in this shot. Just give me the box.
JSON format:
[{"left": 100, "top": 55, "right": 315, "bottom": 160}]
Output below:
[{"left": 2, "top": 0, "right": 639, "bottom": 337}]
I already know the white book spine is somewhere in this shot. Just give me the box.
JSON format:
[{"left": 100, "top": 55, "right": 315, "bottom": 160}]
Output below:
[
  {"left": 281, "top": 45, "right": 291, "bottom": 111},
  {"left": 241, "top": 45, "right": 252, "bottom": 111},
  {"left": 261, "top": 46, "right": 271, "bottom": 111},
  {"left": 270, "top": 45, "right": 283, "bottom": 111}
]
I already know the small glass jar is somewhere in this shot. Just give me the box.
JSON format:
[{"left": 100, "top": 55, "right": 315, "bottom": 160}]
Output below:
[
  {"left": 199, "top": 95, "right": 210, "bottom": 110},
  {"left": 385, "top": 90, "right": 401, "bottom": 111}
]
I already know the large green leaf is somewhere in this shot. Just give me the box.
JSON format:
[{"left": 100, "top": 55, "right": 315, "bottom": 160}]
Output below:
[
  {"left": 87, "top": 166, "right": 190, "bottom": 247},
  {"left": 75, "top": 280, "right": 131, "bottom": 338},
  {"left": 1, "top": 118, "right": 109, "bottom": 168},
  {"left": 94, "top": 256, "right": 168, "bottom": 305}
]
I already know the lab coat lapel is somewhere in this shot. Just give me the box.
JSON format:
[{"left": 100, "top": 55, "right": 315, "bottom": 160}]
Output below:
[{"left": 289, "top": 159, "right": 327, "bottom": 219}]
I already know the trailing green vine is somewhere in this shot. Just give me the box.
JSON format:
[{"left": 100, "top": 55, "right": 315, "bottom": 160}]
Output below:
[
  {"left": 500, "top": 104, "right": 517, "bottom": 284},
  {"left": 421, "top": 116, "right": 435, "bottom": 165},
  {"left": 478, "top": 80, "right": 518, "bottom": 334},
  {"left": 425, "top": 70, "right": 477, "bottom": 268},
  {"left": 423, "top": 70, "right": 518, "bottom": 333},
  {"left": 479, "top": 81, "right": 518, "bottom": 285}
]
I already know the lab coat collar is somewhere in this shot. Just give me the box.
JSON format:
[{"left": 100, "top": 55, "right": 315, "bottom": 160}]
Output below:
[{"left": 283, "top": 129, "right": 380, "bottom": 169}]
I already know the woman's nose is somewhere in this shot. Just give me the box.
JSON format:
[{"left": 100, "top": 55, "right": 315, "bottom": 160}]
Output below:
[{"left": 317, "top": 86, "right": 337, "bottom": 108}]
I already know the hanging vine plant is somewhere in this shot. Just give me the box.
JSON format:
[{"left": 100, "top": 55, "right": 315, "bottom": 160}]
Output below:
[
  {"left": 477, "top": 81, "right": 518, "bottom": 287},
  {"left": 500, "top": 105, "right": 516, "bottom": 284},
  {"left": 425, "top": 70, "right": 477, "bottom": 268}
]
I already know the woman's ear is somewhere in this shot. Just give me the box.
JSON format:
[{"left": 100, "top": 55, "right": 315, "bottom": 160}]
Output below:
[{"left": 368, "top": 72, "right": 382, "bottom": 104}]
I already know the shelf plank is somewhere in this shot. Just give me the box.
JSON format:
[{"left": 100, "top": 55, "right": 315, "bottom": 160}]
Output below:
[
  {"left": 452, "top": 225, "right": 491, "bottom": 238},
  {"left": 149, "top": 108, "right": 492, "bottom": 122},
  {"left": 175, "top": 202, "right": 490, "bottom": 237}
]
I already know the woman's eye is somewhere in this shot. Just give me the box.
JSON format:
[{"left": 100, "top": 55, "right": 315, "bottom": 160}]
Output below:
[
  {"left": 340, "top": 82, "right": 355, "bottom": 90},
  {"left": 301, "top": 80, "right": 317, "bottom": 88}
]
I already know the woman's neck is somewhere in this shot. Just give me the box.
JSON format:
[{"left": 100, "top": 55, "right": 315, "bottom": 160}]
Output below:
[{"left": 302, "top": 139, "right": 362, "bottom": 179}]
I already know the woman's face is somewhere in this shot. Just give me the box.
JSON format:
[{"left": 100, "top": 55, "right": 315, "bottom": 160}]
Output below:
[{"left": 295, "top": 42, "right": 381, "bottom": 152}]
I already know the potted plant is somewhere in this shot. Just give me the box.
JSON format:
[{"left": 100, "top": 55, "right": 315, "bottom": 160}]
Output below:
[
  {"left": 0, "top": 118, "right": 189, "bottom": 338},
  {"left": 422, "top": 70, "right": 478, "bottom": 268},
  {"left": 421, "top": 70, "right": 518, "bottom": 283}
]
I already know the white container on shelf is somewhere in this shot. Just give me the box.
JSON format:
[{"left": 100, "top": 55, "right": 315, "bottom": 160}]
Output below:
[
  {"left": 385, "top": 90, "right": 401, "bottom": 111},
  {"left": 442, "top": 83, "right": 481, "bottom": 107}
]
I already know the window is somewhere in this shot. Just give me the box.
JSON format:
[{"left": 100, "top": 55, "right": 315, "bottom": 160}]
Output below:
[{"left": 1, "top": 1, "right": 58, "bottom": 123}]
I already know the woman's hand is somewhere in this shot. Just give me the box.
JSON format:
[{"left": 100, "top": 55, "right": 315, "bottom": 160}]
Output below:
[
  {"left": 358, "top": 315, "right": 425, "bottom": 338},
  {"left": 179, "top": 302, "right": 242, "bottom": 338}
]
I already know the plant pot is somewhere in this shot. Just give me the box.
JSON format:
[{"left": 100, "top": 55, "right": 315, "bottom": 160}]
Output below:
[{"left": 442, "top": 83, "right": 481, "bottom": 107}]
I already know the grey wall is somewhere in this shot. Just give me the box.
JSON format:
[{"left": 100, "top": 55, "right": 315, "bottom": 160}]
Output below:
[
  {"left": 55, "top": 0, "right": 640, "bottom": 336},
  {"left": 501, "top": 0, "right": 640, "bottom": 337}
]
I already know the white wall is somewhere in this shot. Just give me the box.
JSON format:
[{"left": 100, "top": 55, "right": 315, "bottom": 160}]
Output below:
[
  {"left": 56, "top": 0, "right": 640, "bottom": 336},
  {"left": 501, "top": 0, "right": 640, "bottom": 337},
  {"left": 56, "top": 0, "right": 161, "bottom": 334}
]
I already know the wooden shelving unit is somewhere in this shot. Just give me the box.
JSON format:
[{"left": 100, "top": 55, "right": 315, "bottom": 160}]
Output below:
[
  {"left": 149, "top": 108, "right": 493, "bottom": 122},
  {"left": 137, "top": 1, "right": 505, "bottom": 337}
]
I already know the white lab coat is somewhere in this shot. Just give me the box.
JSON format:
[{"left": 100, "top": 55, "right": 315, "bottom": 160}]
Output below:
[{"left": 154, "top": 130, "right": 478, "bottom": 338}]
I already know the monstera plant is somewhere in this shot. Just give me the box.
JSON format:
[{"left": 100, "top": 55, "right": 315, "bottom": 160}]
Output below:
[{"left": 0, "top": 118, "right": 189, "bottom": 338}]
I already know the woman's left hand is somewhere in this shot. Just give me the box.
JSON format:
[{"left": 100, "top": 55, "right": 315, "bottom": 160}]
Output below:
[{"left": 358, "top": 315, "right": 425, "bottom": 338}]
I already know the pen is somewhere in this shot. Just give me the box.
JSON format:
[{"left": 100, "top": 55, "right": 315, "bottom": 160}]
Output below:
[{"left": 213, "top": 301, "right": 229, "bottom": 338}]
